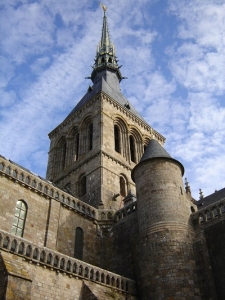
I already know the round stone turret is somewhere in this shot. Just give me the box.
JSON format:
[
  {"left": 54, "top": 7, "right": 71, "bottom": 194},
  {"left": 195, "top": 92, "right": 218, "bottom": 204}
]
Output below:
[{"left": 132, "top": 139, "right": 200, "bottom": 299}]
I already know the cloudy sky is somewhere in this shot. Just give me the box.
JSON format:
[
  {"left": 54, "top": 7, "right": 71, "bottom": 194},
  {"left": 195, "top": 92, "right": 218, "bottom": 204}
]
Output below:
[{"left": 1, "top": 0, "right": 225, "bottom": 200}]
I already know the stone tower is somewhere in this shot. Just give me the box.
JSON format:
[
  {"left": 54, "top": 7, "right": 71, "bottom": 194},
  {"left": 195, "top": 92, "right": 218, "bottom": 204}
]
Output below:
[
  {"left": 46, "top": 8, "right": 164, "bottom": 210},
  {"left": 132, "top": 139, "right": 200, "bottom": 299}
]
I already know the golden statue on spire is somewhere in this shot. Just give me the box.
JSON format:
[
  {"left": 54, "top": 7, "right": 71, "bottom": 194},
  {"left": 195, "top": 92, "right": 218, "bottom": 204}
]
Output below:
[{"left": 100, "top": 3, "right": 107, "bottom": 12}]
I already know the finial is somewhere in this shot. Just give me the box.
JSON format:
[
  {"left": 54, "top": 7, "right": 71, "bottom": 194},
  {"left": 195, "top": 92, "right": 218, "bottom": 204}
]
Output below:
[
  {"left": 100, "top": 3, "right": 107, "bottom": 12},
  {"left": 185, "top": 178, "right": 191, "bottom": 194},
  {"left": 199, "top": 189, "right": 204, "bottom": 200}
]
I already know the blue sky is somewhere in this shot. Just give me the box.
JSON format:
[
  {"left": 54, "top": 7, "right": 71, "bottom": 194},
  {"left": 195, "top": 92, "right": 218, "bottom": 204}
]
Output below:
[{"left": 0, "top": 0, "right": 225, "bottom": 200}]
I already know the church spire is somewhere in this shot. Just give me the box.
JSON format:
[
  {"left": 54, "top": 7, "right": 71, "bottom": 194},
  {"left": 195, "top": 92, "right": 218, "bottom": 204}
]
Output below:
[{"left": 91, "top": 4, "right": 123, "bottom": 82}]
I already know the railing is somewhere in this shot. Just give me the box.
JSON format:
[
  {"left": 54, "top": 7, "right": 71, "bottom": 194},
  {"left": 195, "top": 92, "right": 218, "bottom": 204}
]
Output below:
[
  {"left": 191, "top": 198, "right": 225, "bottom": 226},
  {"left": 0, "top": 156, "right": 97, "bottom": 220},
  {"left": 114, "top": 201, "right": 137, "bottom": 222},
  {"left": 0, "top": 230, "right": 137, "bottom": 295}
]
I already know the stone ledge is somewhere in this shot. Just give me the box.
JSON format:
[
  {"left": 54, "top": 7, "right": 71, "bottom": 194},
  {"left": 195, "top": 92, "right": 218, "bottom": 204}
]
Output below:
[{"left": 0, "top": 229, "right": 137, "bottom": 296}]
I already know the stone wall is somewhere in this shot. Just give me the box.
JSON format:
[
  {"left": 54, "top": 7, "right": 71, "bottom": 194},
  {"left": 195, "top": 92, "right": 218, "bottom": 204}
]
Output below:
[
  {"left": 0, "top": 158, "right": 99, "bottom": 265},
  {"left": 0, "top": 245, "right": 137, "bottom": 300},
  {"left": 104, "top": 203, "right": 139, "bottom": 279},
  {"left": 191, "top": 200, "right": 225, "bottom": 300}
]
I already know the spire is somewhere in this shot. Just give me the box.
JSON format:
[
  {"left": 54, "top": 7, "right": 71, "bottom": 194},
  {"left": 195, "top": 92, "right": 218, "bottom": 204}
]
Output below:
[{"left": 91, "top": 5, "right": 123, "bottom": 82}]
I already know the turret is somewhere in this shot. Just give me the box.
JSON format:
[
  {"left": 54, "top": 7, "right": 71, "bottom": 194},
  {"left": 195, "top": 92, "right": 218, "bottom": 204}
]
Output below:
[{"left": 132, "top": 139, "right": 200, "bottom": 299}]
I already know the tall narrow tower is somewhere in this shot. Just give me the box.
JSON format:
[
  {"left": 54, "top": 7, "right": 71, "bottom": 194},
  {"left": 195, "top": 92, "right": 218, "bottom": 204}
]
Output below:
[
  {"left": 132, "top": 139, "right": 200, "bottom": 299},
  {"left": 46, "top": 8, "right": 164, "bottom": 210}
]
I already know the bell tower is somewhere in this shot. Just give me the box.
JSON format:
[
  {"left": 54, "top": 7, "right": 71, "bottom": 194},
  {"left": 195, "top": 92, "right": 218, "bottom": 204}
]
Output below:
[{"left": 46, "top": 6, "right": 165, "bottom": 209}]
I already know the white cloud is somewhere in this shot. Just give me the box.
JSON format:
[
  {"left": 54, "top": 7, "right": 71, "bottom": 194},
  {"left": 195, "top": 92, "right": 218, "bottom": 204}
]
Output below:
[{"left": 0, "top": 0, "right": 225, "bottom": 201}]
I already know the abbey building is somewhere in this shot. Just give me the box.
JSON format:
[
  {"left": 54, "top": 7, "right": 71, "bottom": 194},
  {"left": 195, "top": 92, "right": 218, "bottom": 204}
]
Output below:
[{"left": 0, "top": 8, "right": 225, "bottom": 300}]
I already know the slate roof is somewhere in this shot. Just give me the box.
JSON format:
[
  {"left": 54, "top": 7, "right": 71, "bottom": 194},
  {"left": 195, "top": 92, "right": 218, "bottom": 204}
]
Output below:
[
  {"left": 197, "top": 187, "right": 225, "bottom": 209},
  {"left": 140, "top": 139, "right": 171, "bottom": 163},
  {"left": 132, "top": 139, "right": 184, "bottom": 181},
  {"left": 65, "top": 70, "right": 147, "bottom": 123}
]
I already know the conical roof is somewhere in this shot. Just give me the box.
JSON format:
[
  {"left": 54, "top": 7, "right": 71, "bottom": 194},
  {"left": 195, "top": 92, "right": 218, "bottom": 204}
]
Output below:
[
  {"left": 132, "top": 139, "right": 184, "bottom": 181},
  {"left": 140, "top": 139, "right": 171, "bottom": 162}
]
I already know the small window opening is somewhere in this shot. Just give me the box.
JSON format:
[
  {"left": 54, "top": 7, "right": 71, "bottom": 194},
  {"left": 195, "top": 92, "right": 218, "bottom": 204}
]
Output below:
[
  {"left": 74, "top": 227, "right": 84, "bottom": 260},
  {"left": 79, "top": 175, "right": 86, "bottom": 197},
  {"left": 120, "top": 176, "right": 126, "bottom": 198}
]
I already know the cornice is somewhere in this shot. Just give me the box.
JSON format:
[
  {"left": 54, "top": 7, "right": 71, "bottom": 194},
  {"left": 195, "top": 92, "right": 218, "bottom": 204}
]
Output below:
[
  {"left": 0, "top": 156, "right": 97, "bottom": 220},
  {"left": 0, "top": 229, "right": 137, "bottom": 296},
  {"left": 48, "top": 93, "right": 101, "bottom": 139},
  {"left": 101, "top": 150, "right": 133, "bottom": 172}
]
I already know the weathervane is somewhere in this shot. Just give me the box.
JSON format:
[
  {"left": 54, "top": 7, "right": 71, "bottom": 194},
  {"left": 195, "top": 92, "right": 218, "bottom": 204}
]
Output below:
[{"left": 100, "top": 3, "right": 107, "bottom": 12}]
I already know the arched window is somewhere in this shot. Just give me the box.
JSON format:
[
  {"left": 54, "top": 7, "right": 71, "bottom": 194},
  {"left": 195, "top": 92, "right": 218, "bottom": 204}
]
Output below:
[
  {"left": 129, "top": 136, "right": 136, "bottom": 163},
  {"left": 89, "top": 123, "right": 93, "bottom": 150},
  {"left": 79, "top": 174, "right": 86, "bottom": 197},
  {"left": 6, "top": 166, "right": 11, "bottom": 175},
  {"left": 114, "top": 125, "right": 120, "bottom": 153},
  {"left": 11, "top": 200, "right": 27, "bottom": 237},
  {"left": 120, "top": 176, "right": 127, "bottom": 198},
  {"left": 74, "top": 227, "right": 84, "bottom": 260},
  {"left": 75, "top": 133, "right": 79, "bottom": 160}
]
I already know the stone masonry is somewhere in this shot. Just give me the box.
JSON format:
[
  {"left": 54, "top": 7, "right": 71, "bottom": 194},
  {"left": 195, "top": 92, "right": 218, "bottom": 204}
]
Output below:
[{"left": 1, "top": 7, "right": 225, "bottom": 300}]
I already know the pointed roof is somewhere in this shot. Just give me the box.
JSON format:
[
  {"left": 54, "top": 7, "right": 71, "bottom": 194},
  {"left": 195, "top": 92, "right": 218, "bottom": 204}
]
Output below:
[
  {"left": 131, "top": 139, "right": 184, "bottom": 181},
  {"left": 140, "top": 139, "right": 171, "bottom": 162},
  {"left": 64, "top": 7, "right": 147, "bottom": 123},
  {"left": 65, "top": 73, "right": 146, "bottom": 122},
  {"left": 91, "top": 5, "right": 122, "bottom": 82}
]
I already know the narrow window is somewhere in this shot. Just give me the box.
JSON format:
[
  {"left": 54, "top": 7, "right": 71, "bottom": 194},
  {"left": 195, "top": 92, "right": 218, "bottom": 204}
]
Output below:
[
  {"left": 129, "top": 136, "right": 136, "bottom": 163},
  {"left": 79, "top": 175, "right": 86, "bottom": 197},
  {"left": 74, "top": 227, "right": 84, "bottom": 260},
  {"left": 114, "top": 125, "right": 120, "bottom": 153},
  {"left": 76, "top": 133, "right": 79, "bottom": 160},
  {"left": 11, "top": 200, "right": 27, "bottom": 237},
  {"left": 89, "top": 123, "right": 93, "bottom": 150},
  {"left": 62, "top": 142, "right": 67, "bottom": 169},
  {"left": 120, "top": 176, "right": 126, "bottom": 198}
]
